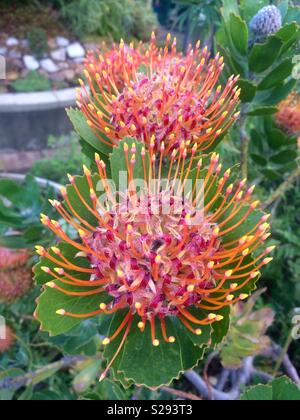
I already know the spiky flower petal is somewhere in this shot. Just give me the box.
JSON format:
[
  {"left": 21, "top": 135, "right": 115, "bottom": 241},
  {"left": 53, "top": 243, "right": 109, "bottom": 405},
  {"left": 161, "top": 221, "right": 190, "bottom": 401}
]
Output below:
[
  {"left": 36, "top": 144, "right": 272, "bottom": 380},
  {"left": 78, "top": 34, "right": 240, "bottom": 155}
]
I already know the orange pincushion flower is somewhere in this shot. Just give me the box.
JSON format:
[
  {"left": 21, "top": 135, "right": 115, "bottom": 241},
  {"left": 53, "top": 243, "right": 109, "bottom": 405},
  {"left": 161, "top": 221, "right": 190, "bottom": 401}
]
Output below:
[
  {"left": 276, "top": 92, "right": 300, "bottom": 136},
  {"left": 36, "top": 141, "right": 273, "bottom": 381},
  {"left": 0, "top": 248, "right": 32, "bottom": 302},
  {"left": 78, "top": 34, "right": 241, "bottom": 155},
  {"left": 0, "top": 326, "right": 15, "bottom": 353}
]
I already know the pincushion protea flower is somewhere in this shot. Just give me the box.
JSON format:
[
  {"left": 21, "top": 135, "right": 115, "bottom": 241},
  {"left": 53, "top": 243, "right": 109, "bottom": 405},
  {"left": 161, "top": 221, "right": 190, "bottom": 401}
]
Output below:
[
  {"left": 0, "top": 248, "right": 32, "bottom": 303},
  {"left": 77, "top": 33, "right": 241, "bottom": 155},
  {"left": 0, "top": 326, "right": 15, "bottom": 354},
  {"left": 276, "top": 93, "right": 300, "bottom": 137},
  {"left": 34, "top": 140, "right": 273, "bottom": 383}
]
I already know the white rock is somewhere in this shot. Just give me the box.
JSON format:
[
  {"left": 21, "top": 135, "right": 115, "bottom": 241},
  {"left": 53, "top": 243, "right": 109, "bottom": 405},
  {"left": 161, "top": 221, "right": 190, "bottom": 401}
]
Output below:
[
  {"left": 67, "top": 42, "right": 85, "bottom": 59},
  {"left": 6, "top": 37, "right": 19, "bottom": 47},
  {"left": 40, "top": 58, "right": 59, "bottom": 73},
  {"left": 56, "top": 36, "right": 70, "bottom": 48},
  {"left": 51, "top": 48, "right": 66, "bottom": 62},
  {"left": 23, "top": 55, "right": 39, "bottom": 71}
]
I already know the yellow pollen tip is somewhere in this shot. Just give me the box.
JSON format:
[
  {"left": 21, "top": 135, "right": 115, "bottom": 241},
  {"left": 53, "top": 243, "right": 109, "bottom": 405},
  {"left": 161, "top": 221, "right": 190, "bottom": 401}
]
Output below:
[
  {"left": 117, "top": 270, "right": 125, "bottom": 278},
  {"left": 138, "top": 322, "right": 145, "bottom": 329},
  {"left": 195, "top": 329, "right": 202, "bottom": 336},
  {"left": 135, "top": 302, "right": 142, "bottom": 310},
  {"left": 208, "top": 314, "right": 217, "bottom": 321},
  {"left": 78, "top": 229, "right": 86, "bottom": 238},
  {"left": 168, "top": 336, "right": 176, "bottom": 343},
  {"left": 242, "top": 248, "right": 250, "bottom": 256},
  {"left": 102, "top": 338, "right": 110, "bottom": 346},
  {"left": 230, "top": 283, "right": 238, "bottom": 290},
  {"left": 240, "top": 294, "right": 249, "bottom": 301},
  {"left": 56, "top": 309, "right": 66, "bottom": 316},
  {"left": 266, "top": 246, "right": 276, "bottom": 253},
  {"left": 105, "top": 127, "right": 111, "bottom": 133},
  {"left": 226, "top": 295, "right": 235, "bottom": 302},
  {"left": 41, "top": 266, "right": 50, "bottom": 273},
  {"left": 99, "top": 373, "right": 106, "bottom": 383},
  {"left": 155, "top": 255, "right": 162, "bottom": 264},
  {"left": 225, "top": 270, "right": 233, "bottom": 278},
  {"left": 263, "top": 257, "right": 273, "bottom": 265},
  {"left": 99, "top": 303, "right": 107, "bottom": 310},
  {"left": 187, "top": 285, "right": 195, "bottom": 293},
  {"left": 153, "top": 339, "right": 160, "bottom": 347},
  {"left": 251, "top": 271, "right": 260, "bottom": 279},
  {"left": 208, "top": 261, "right": 215, "bottom": 269},
  {"left": 216, "top": 315, "right": 224, "bottom": 322}
]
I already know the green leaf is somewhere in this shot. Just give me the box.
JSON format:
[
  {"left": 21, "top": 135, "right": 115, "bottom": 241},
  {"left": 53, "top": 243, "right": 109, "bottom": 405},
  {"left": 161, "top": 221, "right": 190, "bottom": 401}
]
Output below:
[
  {"left": 241, "top": 377, "right": 300, "bottom": 400},
  {"left": 241, "top": 384, "right": 273, "bottom": 400},
  {"left": 237, "top": 79, "right": 257, "bottom": 103},
  {"left": 267, "top": 129, "right": 286, "bottom": 149},
  {"left": 258, "top": 59, "right": 294, "bottom": 91},
  {"left": 247, "top": 106, "right": 278, "bottom": 116},
  {"left": 229, "top": 13, "right": 249, "bottom": 56},
  {"left": 270, "top": 150, "right": 298, "bottom": 165},
  {"left": 110, "top": 137, "right": 149, "bottom": 190},
  {"left": 261, "top": 79, "right": 296, "bottom": 106},
  {"left": 222, "top": 0, "right": 239, "bottom": 21},
  {"left": 35, "top": 281, "right": 107, "bottom": 336},
  {"left": 240, "top": 0, "right": 269, "bottom": 22},
  {"left": 249, "top": 36, "right": 283, "bottom": 73},
  {"left": 276, "top": 23, "right": 300, "bottom": 55},
  {"left": 67, "top": 108, "right": 112, "bottom": 157},
  {"left": 103, "top": 310, "right": 209, "bottom": 389}
]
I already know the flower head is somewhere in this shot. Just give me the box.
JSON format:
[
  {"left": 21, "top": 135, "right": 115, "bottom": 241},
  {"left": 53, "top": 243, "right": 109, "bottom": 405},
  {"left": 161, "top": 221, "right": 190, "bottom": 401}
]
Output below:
[
  {"left": 36, "top": 143, "right": 272, "bottom": 381},
  {"left": 276, "top": 92, "right": 300, "bottom": 137},
  {"left": 0, "top": 248, "right": 32, "bottom": 303},
  {"left": 0, "top": 326, "right": 15, "bottom": 354},
  {"left": 250, "top": 5, "right": 282, "bottom": 37},
  {"left": 78, "top": 34, "right": 240, "bottom": 155}
]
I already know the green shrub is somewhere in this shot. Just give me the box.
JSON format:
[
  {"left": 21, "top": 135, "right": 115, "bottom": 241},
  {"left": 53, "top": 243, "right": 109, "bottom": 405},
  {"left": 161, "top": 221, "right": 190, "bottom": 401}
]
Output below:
[
  {"left": 28, "top": 27, "right": 48, "bottom": 58},
  {"left": 59, "top": 0, "right": 157, "bottom": 41},
  {"left": 30, "top": 133, "right": 89, "bottom": 184},
  {"left": 11, "top": 71, "right": 51, "bottom": 93}
]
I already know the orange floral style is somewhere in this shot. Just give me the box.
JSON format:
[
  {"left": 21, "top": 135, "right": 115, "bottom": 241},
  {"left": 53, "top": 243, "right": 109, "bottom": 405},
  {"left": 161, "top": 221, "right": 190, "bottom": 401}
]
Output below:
[
  {"left": 276, "top": 92, "right": 300, "bottom": 137},
  {"left": 0, "top": 326, "right": 15, "bottom": 353},
  {"left": 36, "top": 141, "right": 273, "bottom": 381},
  {"left": 0, "top": 248, "right": 32, "bottom": 303},
  {"left": 77, "top": 33, "right": 241, "bottom": 155}
]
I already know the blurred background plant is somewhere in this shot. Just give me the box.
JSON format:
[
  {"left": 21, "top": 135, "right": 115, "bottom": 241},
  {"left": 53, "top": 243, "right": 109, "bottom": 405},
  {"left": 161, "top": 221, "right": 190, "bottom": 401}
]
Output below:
[
  {"left": 30, "top": 132, "right": 89, "bottom": 184},
  {"left": 58, "top": 0, "right": 157, "bottom": 41}
]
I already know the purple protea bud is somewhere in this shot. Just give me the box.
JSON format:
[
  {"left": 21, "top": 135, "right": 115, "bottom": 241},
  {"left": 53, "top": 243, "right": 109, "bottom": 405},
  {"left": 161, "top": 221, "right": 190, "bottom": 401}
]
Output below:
[{"left": 250, "top": 5, "right": 282, "bottom": 36}]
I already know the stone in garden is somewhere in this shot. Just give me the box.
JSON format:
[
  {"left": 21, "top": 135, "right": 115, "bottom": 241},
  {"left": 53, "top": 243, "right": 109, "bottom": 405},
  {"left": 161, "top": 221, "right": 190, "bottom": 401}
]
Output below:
[
  {"left": 20, "top": 39, "right": 29, "bottom": 48},
  {"left": 56, "top": 36, "right": 70, "bottom": 48},
  {"left": 51, "top": 48, "right": 66, "bottom": 62},
  {"left": 62, "top": 69, "right": 75, "bottom": 81},
  {"left": 48, "top": 38, "right": 57, "bottom": 50},
  {"left": 40, "top": 58, "right": 59, "bottom": 73},
  {"left": 8, "top": 50, "right": 22, "bottom": 59},
  {"left": 6, "top": 37, "right": 19, "bottom": 47},
  {"left": 23, "top": 55, "right": 39, "bottom": 71},
  {"left": 67, "top": 42, "right": 85, "bottom": 59}
]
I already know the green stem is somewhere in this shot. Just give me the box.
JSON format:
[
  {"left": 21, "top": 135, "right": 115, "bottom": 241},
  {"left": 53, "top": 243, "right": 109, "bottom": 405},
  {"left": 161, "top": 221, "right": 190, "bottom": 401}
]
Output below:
[
  {"left": 263, "top": 167, "right": 300, "bottom": 209},
  {"left": 273, "top": 333, "right": 293, "bottom": 377}
]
